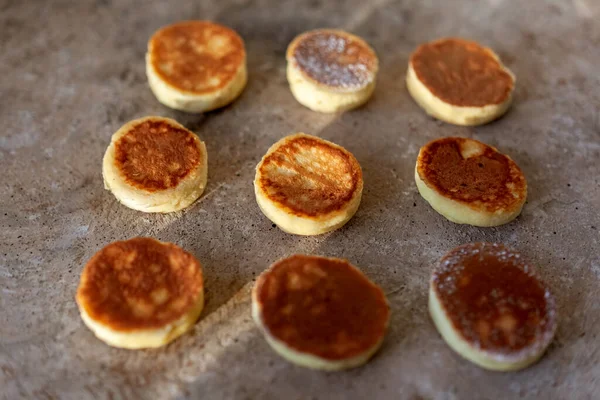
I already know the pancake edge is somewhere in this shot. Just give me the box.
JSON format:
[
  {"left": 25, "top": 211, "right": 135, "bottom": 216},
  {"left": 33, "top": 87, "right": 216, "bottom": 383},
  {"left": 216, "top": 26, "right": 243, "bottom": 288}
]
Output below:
[{"left": 77, "top": 289, "right": 204, "bottom": 349}]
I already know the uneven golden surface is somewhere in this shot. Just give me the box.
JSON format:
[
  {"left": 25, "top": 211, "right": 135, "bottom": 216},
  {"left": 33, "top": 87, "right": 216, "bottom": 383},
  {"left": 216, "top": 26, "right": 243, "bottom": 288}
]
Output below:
[
  {"left": 257, "top": 134, "right": 362, "bottom": 217},
  {"left": 411, "top": 38, "right": 513, "bottom": 107},
  {"left": 76, "top": 238, "right": 203, "bottom": 331},
  {"left": 417, "top": 137, "right": 526, "bottom": 212},
  {"left": 114, "top": 119, "right": 202, "bottom": 192},
  {"left": 432, "top": 243, "right": 556, "bottom": 353},
  {"left": 149, "top": 20, "right": 245, "bottom": 94},
  {"left": 255, "top": 255, "right": 389, "bottom": 360}
]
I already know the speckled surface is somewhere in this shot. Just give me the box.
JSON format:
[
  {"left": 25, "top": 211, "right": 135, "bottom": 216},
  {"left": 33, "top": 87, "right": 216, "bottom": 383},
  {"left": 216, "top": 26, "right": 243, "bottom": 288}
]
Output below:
[{"left": 1, "top": 0, "right": 599, "bottom": 399}]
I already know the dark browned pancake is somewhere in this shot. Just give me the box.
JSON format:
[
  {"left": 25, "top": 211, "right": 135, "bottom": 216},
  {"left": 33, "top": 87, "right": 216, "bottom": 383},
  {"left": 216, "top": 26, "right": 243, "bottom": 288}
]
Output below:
[
  {"left": 256, "top": 134, "right": 362, "bottom": 217},
  {"left": 114, "top": 118, "right": 202, "bottom": 192},
  {"left": 76, "top": 238, "right": 203, "bottom": 331},
  {"left": 288, "top": 29, "right": 378, "bottom": 91},
  {"left": 149, "top": 21, "right": 245, "bottom": 94},
  {"left": 432, "top": 243, "right": 556, "bottom": 354},
  {"left": 254, "top": 255, "right": 389, "bottom": 360},
  {"left": 410, "top": 38, "right": 513, "bottom": 107},
  {"left": 417, "top": 137, "right": 526, "bottom": 212}
]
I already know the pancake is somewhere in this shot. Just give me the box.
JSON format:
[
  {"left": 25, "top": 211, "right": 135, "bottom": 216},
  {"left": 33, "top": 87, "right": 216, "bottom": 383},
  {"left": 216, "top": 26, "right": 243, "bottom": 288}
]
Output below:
[
  {"left": 429, "top": 243, "right": 557, "bottom": 371},
  {"left": 406, "top": 38, "right": 515, "bottom": 126},
  {"left": 76, "top": 237, "right": 204, "bottom": 349},
  {"left": 252, "top": 254, "right": 390, "bottom": 370},
  {"left": 146, "top": 20, "right": 247, "bottom": 113},
  {"left": 286, "top": 29, "right": 378, "bottom": 113},
  {"left": 415, "top": 137, "right": 527, "bottom": 227},
  {"left": 254, "top": 133, "right": 363, "bottom": 235},
  {"left": 102, "top": 116, "right": 208, "bottom": 213}
]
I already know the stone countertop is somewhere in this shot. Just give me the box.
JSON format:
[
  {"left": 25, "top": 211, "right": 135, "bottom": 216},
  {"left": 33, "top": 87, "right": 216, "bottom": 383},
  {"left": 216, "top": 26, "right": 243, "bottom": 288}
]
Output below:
[{"left": 1, "top": 0, "right": 599, "bottom": 399}]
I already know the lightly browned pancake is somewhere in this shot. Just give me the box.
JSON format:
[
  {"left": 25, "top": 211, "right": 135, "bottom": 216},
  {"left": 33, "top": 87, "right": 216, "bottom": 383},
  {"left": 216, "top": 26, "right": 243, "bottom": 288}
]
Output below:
[
  {"left": 432, "top": 243, "right": 557, "bottom": 355},
  {"left": 114, "top": 118, "right": 203, "bottom": 192},
  {"left": 288, "top": 29, "right": 378, "bottom": 91},
  {"left": 417, "top": 137, "right": 526, "bottom": 212},
  {"left": 148, "top": 20, "right": 245, "bottom": 94},
  {"left": 76, "top": 238, "right": 203, "bottom": 331},
  {"left": 254, "top": 255, "right": 389, "bottom": 360},
  {"left": 410, "top": 38, "right": 513, "bottom": 107},
  {"left": 256, "top": 134, "right": 363, "bottom": 217}
]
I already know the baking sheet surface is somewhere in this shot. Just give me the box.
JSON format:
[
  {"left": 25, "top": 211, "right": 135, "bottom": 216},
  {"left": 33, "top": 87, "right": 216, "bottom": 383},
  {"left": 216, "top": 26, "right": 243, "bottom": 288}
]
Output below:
[{"left": 1, "top": 0, "right": 599, "bottom": 398}]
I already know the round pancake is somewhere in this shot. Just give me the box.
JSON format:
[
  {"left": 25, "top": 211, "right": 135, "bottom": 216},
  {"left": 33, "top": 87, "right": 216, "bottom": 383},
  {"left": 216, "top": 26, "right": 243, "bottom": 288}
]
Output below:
[
  {"left": 76, "top": 237, "right": 204, "bottom": 349},
  {"left": 415, "top": 137, "right": 527, "bottom": 227},
  {"left": 288, "top": 29, "right": 378, "bottom": 92},
  {"left": 252, "top": 255, "right": 389, "bottom": 370},
  {"left": 102, "top": 116, "right": 208, "bottom": 213},
  {"left": 254, "top": 133, "right": 363, "bottom": 235},
  {"left": 429, "top": 243, "right": 557, "bottom": 371},
  {"left": 406, "top": 38, "right": 515, "bottom": 126},
  {"left": 286, "top": 29, "right": 378, "bottom": 112},
  {"left": 146, "top": 21, "right": 247, "bottom": 112}
]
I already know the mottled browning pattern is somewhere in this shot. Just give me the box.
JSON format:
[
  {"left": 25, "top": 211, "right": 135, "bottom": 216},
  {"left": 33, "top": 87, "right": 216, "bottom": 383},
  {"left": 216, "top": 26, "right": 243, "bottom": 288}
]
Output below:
[
  {"left": 417, "top": 137, "right": 526, "bottom": 212},
  {"left": 432, "top": 243, "right": 556, "bottom": 353},
  {"left": 149, "top": 21, "right": 245, "bottom": 94},
  {"left": 290, "top": 30, "right": 377, "bottom": 90},
  {"left": 114, "top": 120, "right": 202, "bottom": 192},
  {"left": 77, "top": 238, "right": 203, "bottom": 331},
  {"left": 256, "top": 255, "right": 389, "bottom": 360},
  {"left": 411, "top": 38, "right": 513, "bottom": 107},
  {"left": 258, "top": 135, "right": 362, "bottom": 217}
]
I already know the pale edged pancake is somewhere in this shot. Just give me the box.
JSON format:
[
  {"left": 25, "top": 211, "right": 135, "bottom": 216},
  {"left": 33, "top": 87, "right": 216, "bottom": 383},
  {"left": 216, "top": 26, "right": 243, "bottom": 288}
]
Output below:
[
  {"left": 254, "top": 133, "right": 363, "bottom": 235},
  {"left": 252, "top": 254, "right": 390, "bottom": 370},
  {"left": 146, "top": 20, "right": 247, "bottom": 112},
  {"left": 76, "top": 237, "right": 204, "bottom": 349},
  {"left": 407, "top": 38, "right": 515, "bottom": 126},
  {"left": 102, "top": 116, "right": 207, "bottom": 213},
  {"left": 415, "top": 137, "right": 527, "bottom": 227},
  {"left": 429, "top": 243, "right": 557, "bottom": 371},
  {"left": 286, "top": 29, "right": 378, "bottom": 112}
]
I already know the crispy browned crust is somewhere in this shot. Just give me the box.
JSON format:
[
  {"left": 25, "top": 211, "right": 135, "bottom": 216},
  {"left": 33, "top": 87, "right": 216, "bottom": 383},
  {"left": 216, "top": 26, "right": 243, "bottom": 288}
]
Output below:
[
  {"left": 114, "top": 118, "right": 202, "bottom": 192},
  {"left": 410, "top": 38, "right": 513, "bottom": 107},
  {"left": 432, "top": 243, "right": 557, "bottom": 355},
  {"left": 148, "top": 20, "right": 245, "bottom": 94},
  {"left": 417, "top": 137, "right": 526, "bottom": 213},
  {"left": 255, "top": 255, "right": 389, "bottom": 360},
  {"left": 257, "top": 134, "right": 363, "bottom": 218},
  {"left": 76, "top": 238, "right": 203, "bottom": 331},
  {"left": 287, "top": 29, "right": 378, "bottom": 91}
]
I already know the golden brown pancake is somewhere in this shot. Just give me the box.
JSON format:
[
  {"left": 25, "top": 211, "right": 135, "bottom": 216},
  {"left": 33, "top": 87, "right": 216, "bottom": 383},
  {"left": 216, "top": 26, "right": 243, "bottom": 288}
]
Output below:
[
  {"left": 148, "top": 20, "right": 245, "bottom": 94},
  {"left": 256, "top": 134, "right": 362, "bottom": 218},
  {"left": 77, "top": 237, "right": 203, "bottom": 332},
  {"left": 253, "top": 255, "right": 389, "bottom": 366},
  {"left": 410, "top": 38, "right": 513, "bottom": 107},
  {"left": 431, "top": 243, "right": 557, "bottom": 364},
  {"left": 114, "top": 118, "right": 203, "bottom": 192},
  {"left": 287, "top": 29, "right": 378, "bottom": 92},
  {"left": 417, "top": 137, "right": 526, "bottom": 214}
]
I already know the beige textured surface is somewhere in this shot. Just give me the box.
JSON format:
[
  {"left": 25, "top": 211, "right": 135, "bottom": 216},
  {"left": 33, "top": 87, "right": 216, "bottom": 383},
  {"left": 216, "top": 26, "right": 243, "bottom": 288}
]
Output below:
[{"left": 1, "top": 0, "right": 599, "bottom": 399}]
